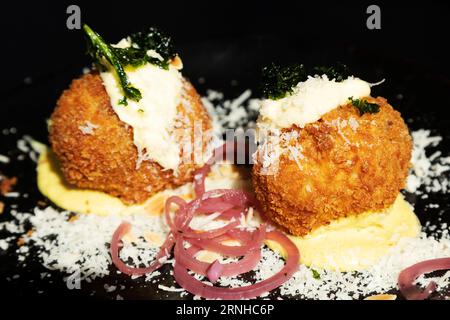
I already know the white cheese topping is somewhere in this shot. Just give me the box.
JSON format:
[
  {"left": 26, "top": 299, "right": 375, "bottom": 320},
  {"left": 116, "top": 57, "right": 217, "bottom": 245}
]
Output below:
[
  {"left": 100, "top": 40, "right": 183, "bottom": 171},
  {"left": 257, "top": 75, "right": 371, "bottom": 132}
]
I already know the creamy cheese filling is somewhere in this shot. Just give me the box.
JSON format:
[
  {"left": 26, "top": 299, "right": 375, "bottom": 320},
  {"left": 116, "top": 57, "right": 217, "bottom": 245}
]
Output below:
[
  {"left": 257, "top": 75, "right": 371, "bottom": 133},
  {"left": 100, "top": 39, "right": 183, "bottom": 171}
]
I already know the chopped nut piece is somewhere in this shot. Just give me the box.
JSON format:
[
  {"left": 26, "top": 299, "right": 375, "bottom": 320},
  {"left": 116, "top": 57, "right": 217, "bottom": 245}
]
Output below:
[
  {"left": 171, "top": 55, "right": 183, "bottom": 70},
  {"left": 68, "top": 215, "right": 79, "bottom": 222},
  {"left": 364, "top": 294, "right": 397, "bottom": 300},
  {"left": 0, "top": 176, "right": 17, "bottom": 195}
]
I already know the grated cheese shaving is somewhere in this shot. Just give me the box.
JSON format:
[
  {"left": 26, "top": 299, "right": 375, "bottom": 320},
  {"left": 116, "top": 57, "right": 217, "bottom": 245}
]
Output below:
[
  {"left": 1, "top": 89, "right": 450, "bottom": 300},
  {"left": 406, "top": 129, "right": 450, "bottom": 194}
]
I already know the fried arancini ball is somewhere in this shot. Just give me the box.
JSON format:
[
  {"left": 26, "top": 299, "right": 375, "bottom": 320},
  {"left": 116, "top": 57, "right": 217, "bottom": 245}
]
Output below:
[
  {"left": 49, "top": 72, "right": 211, "bottom": 204},
  {"left": 252, "top": 97, "right": 412, "bottom": 236}
]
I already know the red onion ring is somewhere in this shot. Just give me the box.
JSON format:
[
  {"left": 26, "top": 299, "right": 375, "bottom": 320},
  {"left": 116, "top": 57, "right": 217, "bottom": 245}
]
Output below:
[
  {"left": 186, "top": 225, "right": 266, "bottom": 256},
  {"left": 398, "top": 257, "right": 450, "bottom": 300},
  {"left": 193, "top": 165, "right": 211, "bottom": 198},
  {"left": 110, "top": 222, "right": 175, "bottom": 276},
  {"left": 173, "top": 197, "right": 203, "bottom": 231},
  {"left": 178, "top": 189, "right": 253, "bottom": 232},
  {"left": 218, "top": 208, "right": 245, "bottom": 220},
  {"left": 206, "top": 260, "right": 224, "bottom": 283},
  {"left": 193, "top": 140, "right": 249, "bottom": 198},
  {"left": 110, "top": 142, "right": 301, "bottom": 299},
  {"left": 182, "top": 220, "right": 240, "bottom": 239},
  {"left": 193, "top": 141, "right": 232, "bottom": 197},
  {"left": 174, "top": 237, "right": 261, "bottom": 279},
  {"left": 202, "top": 229, "right": 254, "bottom": 247},
  {"left": 173, "top": 230, "right": 300, "bottom": 300},
  {"left": 197, "top": 198, "right": 235, "bottom": 214},
  {"left": 218, "top": 189, "right": 257, "bottom": 207},
  {"left": 164, "top": 196, "right": 186, "bottom": 232},
  {"left": 227, "top": 229, "right": 254, "bottom": 243}
]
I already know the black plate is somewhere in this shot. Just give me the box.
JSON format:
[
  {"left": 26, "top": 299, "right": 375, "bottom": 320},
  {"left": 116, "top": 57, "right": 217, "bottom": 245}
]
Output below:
[{"left": 1, "top": 2, "right": 450, "bottom": 299}]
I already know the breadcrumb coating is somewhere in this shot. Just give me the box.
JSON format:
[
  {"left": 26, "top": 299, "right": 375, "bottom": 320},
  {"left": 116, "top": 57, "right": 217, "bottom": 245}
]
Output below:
[
  {"left": 252, "top": 97, "right": 412, "bottom": 236},
  {"left": 49, "top": 72, "right": 211, "bottom": 204}
]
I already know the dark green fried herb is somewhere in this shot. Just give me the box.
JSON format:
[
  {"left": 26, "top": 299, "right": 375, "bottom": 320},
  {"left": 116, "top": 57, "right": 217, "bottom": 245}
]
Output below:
[
  {"left": 261, "top": 63, "right": 307, "bottom": 100},
  {"left": 348, "top": 97, "right": 380, "bottom": 115},
  {"left": 313, "top": 63, "right": 349, "bottom": 82},
  {"left": 127, "top": 28, "right": 176, "bottom": 69},
  {"left": 261, "top": 63, "right": 353, "bottom": 100},
  {"left": 83, "top": 24, "right": 142, "bottom": 103},
  {"left": 311, "top": 269, "right": 321, "bottom": 280},
  {"left": 83, "top": 24, "right": 177, "bottom": 104}
]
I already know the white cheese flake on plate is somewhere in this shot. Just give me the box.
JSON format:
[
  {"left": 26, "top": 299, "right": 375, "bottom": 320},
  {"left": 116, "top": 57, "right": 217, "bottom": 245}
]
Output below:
[
  {"left": 158, "top": 284, "right": 185, "bottom": 292},
  {"left": 406, "top": 129, "right": 450, "bottom": 194},
  {"left": 1, "top": 87, "right": 450, "bottom": 299},
  {"left": 0, "top": 154, "right": 10, "bottom": 163}
]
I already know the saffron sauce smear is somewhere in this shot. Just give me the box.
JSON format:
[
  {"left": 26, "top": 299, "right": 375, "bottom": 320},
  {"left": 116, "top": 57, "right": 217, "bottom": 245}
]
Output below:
[{"left": 35, "top": 139, "right": 449, "bottom": 299}]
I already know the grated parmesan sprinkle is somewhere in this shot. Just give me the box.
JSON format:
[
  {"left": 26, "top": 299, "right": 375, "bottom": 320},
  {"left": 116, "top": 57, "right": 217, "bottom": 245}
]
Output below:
[
  {"left": 158, "top": 284, "right": 185, "bottom": 292},
  {"left": 406, "top": 129, "right": 450, "bottom": 194},
  {"left": 0, "top": 154, "right": 10, "bottom": 163},
  {"left": 201, "top": 89, "right": 259, "bottom": 138},
  {"left": 78, "top": 121, "right": 99, "bottom": 135},
  {"left": 1, "top": 88, "right": 450, "bottom": 300}
]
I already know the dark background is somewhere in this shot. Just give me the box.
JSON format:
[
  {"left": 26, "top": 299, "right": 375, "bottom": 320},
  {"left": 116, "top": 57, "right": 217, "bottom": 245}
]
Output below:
[
  {"left": 2, "top": 0, "right": 450, "bottom": 136},
  {"left": 2, "top": 0, "right": 450, "bottom": 93}
]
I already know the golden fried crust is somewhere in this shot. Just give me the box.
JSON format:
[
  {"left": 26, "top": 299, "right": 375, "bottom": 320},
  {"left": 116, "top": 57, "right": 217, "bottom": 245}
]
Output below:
[
  {"left": 252, "top": 97, "right": 412, "bottom": 236},
  {"left": 49, "top": 72, "right": 211, "bottom": 204}
]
